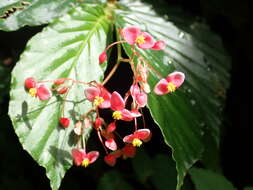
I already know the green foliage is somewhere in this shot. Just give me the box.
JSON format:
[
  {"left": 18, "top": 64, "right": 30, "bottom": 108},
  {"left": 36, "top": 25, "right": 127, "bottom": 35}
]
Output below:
[
  {"left": 8, "top": 3, "right": 112, "bottom": 190},
  {"left": 190, "top": 167, "right": 237, "bottom": 190},
  {"left": 115, "top": 0, "right": 230, "bottom": 189}
]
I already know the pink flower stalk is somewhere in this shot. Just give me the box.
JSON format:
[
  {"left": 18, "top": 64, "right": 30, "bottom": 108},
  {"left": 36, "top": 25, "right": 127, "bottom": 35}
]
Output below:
[
  {"left": 130, "top": 84, "right": 147, "bottom": 107},
  {"left": 84, "top": 86, "right": 111, "bottom": 108},
  {"left": 110, "top": 91, "right": 140, "bottom": 121},
  {"left": 123, "top": 129, "right": 151, "bottom": 147},
  {"left": 151, "top": 40, "right": 166, "bottom": 50},
  {"left": 154, "top": 71, "right": 185, "bottom": 95},
  {"left": 59, "top": 117, "right": 70, "bottom": 128},
  {"left": 105, "top": 138, "right": 117, "bottom": 151},
  {"left": 72, "top": 148, "right": 99, "bottom": 167},
  {"left": 121, "top": 26, "right": 155, "bottom": 49},
  {"left": 99, "top": 51, "right": 107, "bottom": 64}
]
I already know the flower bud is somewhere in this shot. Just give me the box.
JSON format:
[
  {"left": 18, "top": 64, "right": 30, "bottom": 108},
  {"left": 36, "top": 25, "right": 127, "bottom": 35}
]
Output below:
[
  {"left": 54, "top": 78, "right": 65, "bottom": 85},
  {"left": 59, "top": 117, "right": 70, "bottom": 128},
  {"left": 99, "top": 51, "right": 107, "bottom": 64},
  {"left": 25, "top": 77, "right": 36, "bottom": 89}
]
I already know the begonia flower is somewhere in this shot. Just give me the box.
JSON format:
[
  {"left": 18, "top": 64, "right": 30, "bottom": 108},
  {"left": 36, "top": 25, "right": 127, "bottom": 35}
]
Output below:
[
  {"left": 121, "top": 144, "right": 136, "bottom": 158},
  {"left": 154, "top": 71, "right": 185, "bottom": 95},
  {"left": 110, "top": 91, "right": 140, "bottom": 121},
  {"left": 130, "top": 84, "right": 147, "bottom": 107},
  {"left": 121, "top": 26, "right": 155, "bottom": 49},
  {"left": 84, "top": 86, "right": 111, "bottom": 108},
  {"left": 25, "top": 77, "right": 36, "bottom": 89},
  {"left": 72, "top": 148, "right": 99, "bottom": 167},
  {"left": 105, "top": 138, "right": 117, "bottom": 151},
  {"left": 123, "top": 129, "right": 151, "bottom": 147},
  {"left": 59, "top": 117, "right": 70, "bottom": 128},
  {"left": 151, "top": 40, "right": 166, "bottom": 50}
]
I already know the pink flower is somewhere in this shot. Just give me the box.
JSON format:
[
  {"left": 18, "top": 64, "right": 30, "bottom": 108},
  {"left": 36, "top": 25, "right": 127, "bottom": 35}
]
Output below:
[
  {"left": 99, "top": 51, "right": 107, "bottom": 64},
  {"left": 105, "top": 138, "right": 117, "bottom": 151},
  {"left": 121, "top": 26, "right": 155, "bottom": 49},
  {"left": 154, "top": 71, "right": 185, "bottom": 95},
  {"left": 72, "top": 148, "right": 99, "bottom": 167},
  {"left": 110, "top": 91, "right": 140, "bottom": 121},
  {"left": 59, "top": 117, "right": 70, "bottom": 128},
  {"left": 123, "top": 129, "right": 151, "bottom": 147},
  {"left": 84, "top": 86, "right": 111, "bottom": 108},
  {"left": 130, "top": 84, "right": 147, "bottom": 107},
  {"left": 36, "top": 85, "right": 52, "bottom": 100},
  {"left": 151, "top": 40, "right": 166, "bottom": 50},
  {"left": 25, "top": 77, "right": 36, "bottom": 89}
]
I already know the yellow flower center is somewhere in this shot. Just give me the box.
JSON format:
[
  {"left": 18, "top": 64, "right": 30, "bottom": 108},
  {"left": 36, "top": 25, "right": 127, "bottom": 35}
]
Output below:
[
  {"left": 135, "top": 35, "right": 145, "bottom": 45},
  {"left": 167, "top": 82, "right": 176, "bottom": 93},
  {"left": 94, "top": 96, "right": 104, "bottom": 106},
  {"left": 112, "top": 111, "right": 122, "bottom": 120},
  {"left": 81, "top": 159, "right": 90, "bottom": 167},
  {"left": 28, "top": 88, "right": 37, "bottom": 97},
  {"left": 132, "top": 138, "right": 142, "bottom": 147}
]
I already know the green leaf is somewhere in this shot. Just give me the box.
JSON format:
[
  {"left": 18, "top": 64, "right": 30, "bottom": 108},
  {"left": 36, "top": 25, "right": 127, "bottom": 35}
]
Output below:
[
  {"left": 244, "top": 187, "right": 253, "bottom": 190},
  {"left": 189, "top": 167, "right": 237, "bottom": 190},
  {"left": 115, "top": 0, "right": 230, "bottom": 189},
  {"left": 97, "top": 171, "right": 134, "bottom": 190},
  {"left": 8, "top": 3, "right": 113, "bottom": 190},
  {"left": 0, "top": 0, "right": 102, "bottom": 31}
]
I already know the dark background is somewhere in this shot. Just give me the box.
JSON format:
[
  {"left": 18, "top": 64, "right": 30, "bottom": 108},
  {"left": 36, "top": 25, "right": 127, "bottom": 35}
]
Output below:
[{"left": 0, "top": 0, "right": 252, "bottom": 189}]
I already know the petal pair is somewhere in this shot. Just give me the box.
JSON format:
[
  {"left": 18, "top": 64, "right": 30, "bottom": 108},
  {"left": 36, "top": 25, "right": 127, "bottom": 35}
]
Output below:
[{"left": 72, "top": 149, "right": 99, "bottom": 167}]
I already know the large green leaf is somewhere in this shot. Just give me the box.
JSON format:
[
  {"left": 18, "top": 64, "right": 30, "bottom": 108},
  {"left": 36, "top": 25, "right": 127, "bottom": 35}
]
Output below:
[
  {"left": 115, "top": 0, "right": 230, "bottom": 189},
  {"left": 8, "top": 3, "right": 113, "bottom": 189},
  {"left": 0, "top": 0, "right": 101, "bottom": 31},
  {"left": 189, "top": 167, "right": 236, "bottom": 190}
]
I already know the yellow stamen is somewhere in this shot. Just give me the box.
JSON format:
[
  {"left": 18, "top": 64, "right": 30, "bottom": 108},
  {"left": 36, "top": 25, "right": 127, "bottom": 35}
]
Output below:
[
  {"left": 135, "top": 35, "right": 145, "bottom": 45},
  {"left": 81, "top": 159, "right": 90, "bottom": 167},
  {"left": 28, "top": 88, "right": 37, "bottom": 97},
  {"left": 94, "top": 96, "right": 104, "bottom": 106},
  {"left": 112, "top": 111, "right": 122, "bottom": 120},
  {"left": 132, "top": 138, "right": 142, "bottom": 147},
  {"left": 167, "top": 82, "right": 176, "bottom": 93}
]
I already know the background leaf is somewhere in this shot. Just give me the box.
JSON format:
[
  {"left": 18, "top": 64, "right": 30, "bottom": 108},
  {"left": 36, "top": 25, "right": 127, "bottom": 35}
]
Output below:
[
  {"left": 115, "top": 0, "right": 231, "bottom": 189},
  {"left": 0, "top": 0, "right": 102, "bottom": 31},
  {"left": 8, "top": 3, "right": 113, "bottom": 189},
  {"left": 189, "top": 167, "right": 237, "bottom": 190}
]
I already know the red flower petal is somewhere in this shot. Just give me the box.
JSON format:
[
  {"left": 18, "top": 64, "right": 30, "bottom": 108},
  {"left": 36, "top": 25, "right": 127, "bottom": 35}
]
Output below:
[
  {"left": 86, "top": 151, "right": 99, "bottom": 163},
  {"left": 153, "top": 78, "right": 169, "bottom": 95},
  {"left": 151, "top": 40, "right": 166, "bottom": 50},
  {"left": 121, "top": 109, "right": 134, "bottom": 121},
  {"left": 25, "top": 77, "right": 36, "bottom": 89},
  {"left": 104, "top": 154, "right": 116, "bottom": 167},
  {"left": 72, "top": 148, "right": 85, "bottom": 166},
  {"left": 105, "top": 138, "right": 117, "bottom": 151},
  {"left": 99, "top": 51, "right": 107, "bottom": 64},
  {"left": 123, "top": 134, "right": 135, "bottom": 143},
  {"left": 121, "top": 26, "right": 142, "bottom": 45},
  {"left": 137, "top": 32, "right": 155, "bottom": 49},
  {"left": 84, "top": 87, "right": 100, "bottom": 101},
  {"left": 134, "top": 129, "right": 151, "bottom": 140},
  {"left": 136, "top": 92, "right": 147, "bottom": 107},
  {"left": 37, "top": 85, "right": 52, "bottom": 100},
  {"left": 166, "top": 71, "right": 185, "bottom": 88},
  {"left": 130, "top": 84, "right": 140, "bottom": 99},
  {"left": 111, "top": 150, "right": 122, "bottom": 158},
  {"left": 99, "top": 88, "right": 111, "bottom": 109},
  {"left": 122, "top": 144, "right": 136, "bottom": 158},
  {"left": 107, "top": 122, "right": 116, "bottom": 133},
  {"left": 54, "top": 78, "right": 65, "bottom": 85},
  {"left": 110, "top": 91, "right": 125, "bottom": 111}
]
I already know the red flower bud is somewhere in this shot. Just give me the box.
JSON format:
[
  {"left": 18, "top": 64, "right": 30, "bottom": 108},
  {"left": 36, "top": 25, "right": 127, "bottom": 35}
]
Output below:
[
  {"left": 59, "top": 117, "right": 70, "bottom": 128},
  {"left": 122, "top": 144, "right": 136, "bottom": 158},
  {"left": 99, "top": 51, "right": 107, "bottom": 64},
  {"left": 25, "top": 77, "right": 36, "bottom": 89},
  {"left": 94, "top": 117, "right": 102, "bottom": 130},
  {"left": 107, "top": 122, "right": 116, "bottom": 133},
  {"left": 104, "top": 154, "right": 116, "bottom": 167},
  {"left": 54, "top": 78, "right": 65, "bottom": 85},
  {"left": 57, "top": 86, "right": 68, "bottom": 94}
]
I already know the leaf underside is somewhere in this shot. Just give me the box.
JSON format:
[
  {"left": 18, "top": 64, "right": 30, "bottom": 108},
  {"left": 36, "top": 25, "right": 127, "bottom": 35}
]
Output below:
[{"left": 8, "top": 3, "right": 112, "bottom": 190}]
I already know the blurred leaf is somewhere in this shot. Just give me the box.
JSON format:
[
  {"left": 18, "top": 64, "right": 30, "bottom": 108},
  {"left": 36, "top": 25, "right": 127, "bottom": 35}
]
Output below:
[
  {"left": 97, "top": 170, "right": 134, "bottom": 190},
  {"left": 190, "top": 167, "right": 237, "bottom": 190},
  {"left": 244, "top": 187, "right": 253, "bottom": 190},
  {"left": 115, "top": 0, "right": 230, "bottom": 189},
  {"left": 0, "top": 64, "right": 11, "bottom": 104},
  {"left": 0, "top": 0, "right": 102, "bottom": 31},
  {"left": 150, "top": 154, "right": 177, "bottom": 190},
  {"left": 8, "top": 3, "right": 113, "bottom": 190}
]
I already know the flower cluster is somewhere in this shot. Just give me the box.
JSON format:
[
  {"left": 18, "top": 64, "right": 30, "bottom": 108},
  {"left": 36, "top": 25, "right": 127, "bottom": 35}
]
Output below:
[{"left": 24, "top": 26, "right": 185, "bottom": 168}]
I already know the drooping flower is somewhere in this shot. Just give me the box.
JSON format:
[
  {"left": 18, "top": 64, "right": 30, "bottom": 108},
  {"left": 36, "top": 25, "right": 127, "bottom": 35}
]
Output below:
[
  {"left": 59, "top": 117, "right": 70, "bottom": 128},
  {"left": 121, "top": 26, "right": 155, "bottom": 49},
  {"left": 99, "top": 51, "right": 107, "bottom": 64},
  {"left": 110, "top": 91, "right": 141, "bottom": 121},
  {"left": 123, "top": 129, "right": 151, "bottom": 147},
  {"left": 154, "top": 71, "right": 185, "bottom": 95},
  {"left": 72, "top": 148, "right": 99, "bottom": 167},
  {"left": 130, "top": 84, "right": 147, "bottom": 108},
  {"left": 121, "top": 144, "right": 136, "bottom": 158},
  {"left": 84, "top": 86, "right": 111, "bottom": 108},
  {"left": 105, "top": 138, "right": 117, "bottom": 151}
]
